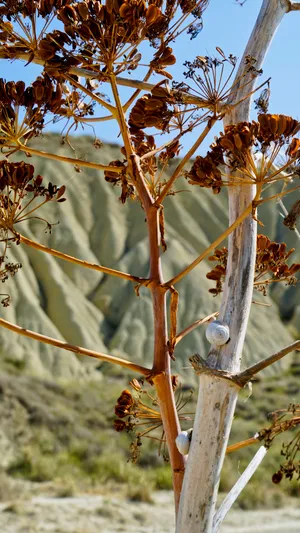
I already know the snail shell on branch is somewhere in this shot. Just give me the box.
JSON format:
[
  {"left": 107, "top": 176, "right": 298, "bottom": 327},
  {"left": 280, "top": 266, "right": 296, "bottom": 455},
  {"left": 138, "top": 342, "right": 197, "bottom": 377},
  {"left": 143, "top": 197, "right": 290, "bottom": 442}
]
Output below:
[
  {"left": 175, "top": 428, "right": 193, "bottom": 456},
  {"left": 206, "top": 320, "right": 230, "bottom": 346}
]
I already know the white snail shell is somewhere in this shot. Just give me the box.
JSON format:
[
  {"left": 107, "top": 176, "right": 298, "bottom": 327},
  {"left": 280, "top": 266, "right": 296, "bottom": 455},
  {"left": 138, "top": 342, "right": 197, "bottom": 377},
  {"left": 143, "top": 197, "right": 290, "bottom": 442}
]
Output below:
[
  {"left": 206, "top": 320, "right": 230, "bottom": 346},
  {"left": 175, "top": 429, "right": 193, "bottom": 456}
]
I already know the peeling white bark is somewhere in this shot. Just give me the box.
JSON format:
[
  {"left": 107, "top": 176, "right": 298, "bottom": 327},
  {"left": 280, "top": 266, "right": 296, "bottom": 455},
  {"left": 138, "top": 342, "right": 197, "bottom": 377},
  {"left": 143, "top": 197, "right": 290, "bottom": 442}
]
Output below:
[
  {"left": 212, "top": 446, "right": 268, "bottom": 532},
  {"left": 176, "top": 2, "right": 290, "bottom": 532}
]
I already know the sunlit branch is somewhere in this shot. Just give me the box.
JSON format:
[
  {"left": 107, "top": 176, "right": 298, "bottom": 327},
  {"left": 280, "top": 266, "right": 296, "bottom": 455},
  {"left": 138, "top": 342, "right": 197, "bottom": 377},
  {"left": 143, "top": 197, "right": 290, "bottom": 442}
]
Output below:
[
  {"left": 289, "top": 2, "right": 300, "bottom": 10},
  {"left": 0, "top": 317, "right": 150, "bottom": 375},
  {"left": 0, "top": 52, "right": 217, "bottom": 110},
  {"left": 123, "top": 68, "right": 153, "bottom": 112},
  {"left": 155, "top": 120, "right": 217, "bottom": 205},
  {"left": 175, "top": 312, "right": 219, "bottom": 345},
  {"left": 19, "top": 234, "right": 145, "bottom": 283},
  {"left": 257, "top": 184, "right": 300, "bottom": 206},
  {"left": 213, "top": 447, "right": 268, "bottom": 532},
  {"left": 64, "top": 74, "right": 116, "bottom": 114},
  {"left": 17, "top": 143, "right": 124, "bottom": 173},
  {"left": 164, "top": 195, "right": 258, "bottom": 287},
  {"left": 226, "top": 436, "right": 258, "bottom": 455},
  {"left": 236, "top": 340, "right": 300, "bottom": 385}
]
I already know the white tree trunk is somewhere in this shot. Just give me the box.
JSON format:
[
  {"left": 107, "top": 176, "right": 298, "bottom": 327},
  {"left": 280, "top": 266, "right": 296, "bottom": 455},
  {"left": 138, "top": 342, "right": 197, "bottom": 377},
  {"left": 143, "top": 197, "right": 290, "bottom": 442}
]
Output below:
[{"left": 176, "top": 2, "right": 290, "bottom": 532}]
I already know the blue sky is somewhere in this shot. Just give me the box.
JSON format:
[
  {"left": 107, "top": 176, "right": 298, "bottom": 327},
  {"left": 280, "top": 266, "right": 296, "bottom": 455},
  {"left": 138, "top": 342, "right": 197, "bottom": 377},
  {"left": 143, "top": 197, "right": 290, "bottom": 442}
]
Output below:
[{"left": 1, "top": 0, "right": 300, "bottom": 155}]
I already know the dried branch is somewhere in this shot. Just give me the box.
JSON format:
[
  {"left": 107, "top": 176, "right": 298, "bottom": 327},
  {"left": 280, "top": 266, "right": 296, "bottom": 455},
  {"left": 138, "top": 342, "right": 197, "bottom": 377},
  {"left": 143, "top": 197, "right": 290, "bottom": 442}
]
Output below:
[
  {"left": 64, "top": 74, "right": 116, "bottom": 114},
  {"left": 289, "top": 2, "right": 300, "bottom": 10},
  {"left": 236, "top": 340, "right": 300, "bottom": 385},
  {"left": 18, "top": 144, "right": 124, "bottom": 173},
  {"left": 226, "top": 436, "right": 258, "bottom": 454},
  {"left": 175, "top": 312, "right": 219, "bottom": 345},
  {"left": 0, "top": 52, "right": 216, "bottom": 110},
  {"left": 19, "top": 234, "right": 144, "bottom": 283},
  {"left": 168, "top": 286, "right": 179, "bottom": 358},
  {"left": 165, "top": 194, "right": 258, "bottom": 287},
  {"left": 0, "top": 318, "right": 149, "bottom": 375},
  {"left": 155, "top": 120, "right": 217, "bottom": 205},
  {"left": 212, "top": 446, "right": 268, "bottom": 532}
]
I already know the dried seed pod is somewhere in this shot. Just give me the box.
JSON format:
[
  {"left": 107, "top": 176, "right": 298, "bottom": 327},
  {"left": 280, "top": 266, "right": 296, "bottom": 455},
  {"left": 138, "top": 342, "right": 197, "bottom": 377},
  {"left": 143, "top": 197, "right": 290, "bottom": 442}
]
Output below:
[{"left": 146, "top": 4, "right": 160, "bottom": 24}]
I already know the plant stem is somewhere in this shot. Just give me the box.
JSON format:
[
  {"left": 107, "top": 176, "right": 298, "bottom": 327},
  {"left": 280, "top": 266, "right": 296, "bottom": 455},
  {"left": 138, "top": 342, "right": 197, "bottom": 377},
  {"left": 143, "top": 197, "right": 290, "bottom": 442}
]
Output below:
[
  {"left": 18, "top": 144, "right": 124, "bottom": 173},
  {"left": 108, "top": 73, "right": 186, "bottom": 514},
  {"left": 175, "top": 312, "right": 219, "bottom": 345},
  {"left": 146, "top": 204, "right": 186, "bottom": 515},
  {"left": 155, "top": 120, "right": 216, "bottom": 205},
  {"left": 19, "top": 234, "right": 144, "bottom": 283},
  {"left": 237, "top": 340, "right": 300, "bottom": 384},
  {"left": 0, "top": 317, "right": 149, "bottom": 375},
  {"left": 177, "top": 2, "right": 289, "bottom": 531},
  {"left": 213, "top": 446, "right": 268, "bottom": 532},
  {"left": 4, "top": 52, "right": 216, "bottom": 109},
  {"left": 165, "top": 196, "right": 256, "bottom": 287},
  {"left": 226, "top": 436, "right": 258, "bottom": 454}
]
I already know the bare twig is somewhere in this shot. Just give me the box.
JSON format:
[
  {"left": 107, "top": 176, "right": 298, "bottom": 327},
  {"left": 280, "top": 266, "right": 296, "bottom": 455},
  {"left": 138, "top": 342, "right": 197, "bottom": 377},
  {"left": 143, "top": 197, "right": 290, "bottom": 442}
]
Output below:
[
  {"left": 212, "top": 446, "right": 268, "bottom": 532},
  {"left": 226, "top": 436, "right": 258, "bottom": 454},
  {"left": 155, "top": 120, "right": 216, "bottom": 205},
  {"left": 17, "top": 144, "right": 124, "bottom": 173},
  {"left": 0, "top": 317, "right": 149, "bottom": 375},
  {"left": 236, "top": 340, "right": 300, "bottom": 385},
  {"left": 288, "top": 1, "right": 300, "bottom": 10},
  {"left": 164, "top": 198, "right": 255, "bottom": 287},
  {"left": 0, "top": 52, "right": 215, "bottom": 109},
  {"left": 19, "top": 234, "right": 145, "bottom": 283},
  {"left": 175, "top": 312, "right": 219, "bottom": 345}
]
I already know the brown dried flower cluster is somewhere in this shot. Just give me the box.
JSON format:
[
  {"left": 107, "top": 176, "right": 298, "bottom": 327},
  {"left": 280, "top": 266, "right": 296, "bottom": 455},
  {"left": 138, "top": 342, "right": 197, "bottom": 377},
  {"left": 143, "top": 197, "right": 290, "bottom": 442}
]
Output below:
[
  {"left": 206, "top": 234, "right": 300, "bottom": 296},
  {"left": 103, "top": 160, "right": 135, "bottom": 203},
  {"left": 257, "top": 114, "right": 300, "bottom": 145},
  {"left": 187, "top": 114, "right": 300, "bottom": 194},
  {"left": 186, "top": 144, "right": 224, "bottom": 193},
  {"left": 255, "top": 404, "right": 300, "bottom": 484},
  {"left": 217, "top": 121, "right": 259, "bottom": 168},
  {"left": 0, "top": 76, "right": 97, "bottom": 151},
  {"left": 129, "top": 93, "right": 172, "bottom": 132},
  {"left": 0, "top": 255, "right": 22, "bottom": 307},
  {"left": 0, "top": 160, "right": 66, "bottom": 236},
  {"left": 0, "top": 0, "right": 208, "bottom": 75},
  {"left": 114, "top": 377, "right": 192, "bottom": 462}
]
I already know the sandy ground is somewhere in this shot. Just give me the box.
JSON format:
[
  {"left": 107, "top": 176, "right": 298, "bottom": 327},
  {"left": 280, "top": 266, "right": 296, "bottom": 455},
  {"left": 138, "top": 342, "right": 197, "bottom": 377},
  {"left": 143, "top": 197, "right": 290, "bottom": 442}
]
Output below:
[{"left": 0, "top": 491, "right": 300, "bottom": 533}]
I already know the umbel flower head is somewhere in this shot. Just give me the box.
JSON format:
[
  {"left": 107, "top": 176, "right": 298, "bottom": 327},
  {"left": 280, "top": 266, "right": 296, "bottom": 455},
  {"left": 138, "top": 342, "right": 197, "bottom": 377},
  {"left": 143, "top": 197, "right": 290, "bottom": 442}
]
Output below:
[
  {"left": 187, "top": 113, "right": 300, "bottom": 194},
  {"left": 255, "top": 404, "right": 300, "bottom": 485},
  {"left": 0, "top": 160, "right": 66, "bottom": 305},
  {"left": 114, "top": 377, "right": 192, "bottom": 463},
  {"left": 0, "top": 0, "right": 208, "bottom": 76},
  {"left": 206, "top": 234, "right": 300, "bottom": 297},
  {"left": 0, "top": 159, "right": 66, "bottom": 233}
]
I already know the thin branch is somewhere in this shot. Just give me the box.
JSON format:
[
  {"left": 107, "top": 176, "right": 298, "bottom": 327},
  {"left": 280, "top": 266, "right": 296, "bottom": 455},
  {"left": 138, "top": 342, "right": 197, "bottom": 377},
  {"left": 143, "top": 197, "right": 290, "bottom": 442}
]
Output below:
[
  {"left": 289, "top": 2, "right": 300, "bottom": 10},
  {"left": 19, "top": 234, "right": 145, "bottom": 283},
  {"left": 0, "top": 52, "right": 216, "bottom": 110},
  {"left": 236, "top": 340, "right": 300, "bottom": 385},
  {"left": 226, "top": 436, "right": 258, "bottom": 454},
  {"left": 0, "top": 317, "right": 150, "bottom": 375},
  {"left": 175, "top": 312, "right": 219, "bottom": 345},
  {"left": 212, "top": 446, "right": 268, "bottom": 532},
  {"left": 164, "top": 199, "right": 254, "bottom": 287},
  {"left": 64, "top": 74, "right": 116, "bottom": 114},
  {"left": 17, "top": 144, "right": 124, "bottom": 173},
  {"left": 155, "top": 119, "right": 217, "bottom": 205}
]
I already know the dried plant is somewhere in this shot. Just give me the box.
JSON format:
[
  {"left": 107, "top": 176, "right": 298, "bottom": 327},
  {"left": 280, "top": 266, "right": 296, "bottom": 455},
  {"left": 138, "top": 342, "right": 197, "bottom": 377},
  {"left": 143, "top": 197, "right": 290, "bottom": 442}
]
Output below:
[
  {"left": 114, "top": 377, "right": 193, "bottom": 462},
  {"left": 0, "top": 1, "right": 299, "bottom": 531},
  {"left": 206, "top": 234, "right": 300, "bottom": 297}
]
